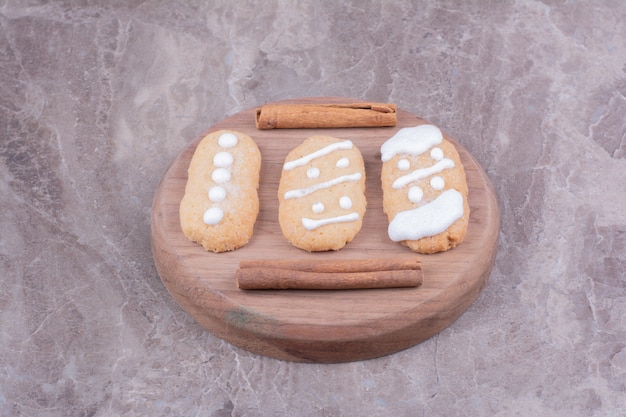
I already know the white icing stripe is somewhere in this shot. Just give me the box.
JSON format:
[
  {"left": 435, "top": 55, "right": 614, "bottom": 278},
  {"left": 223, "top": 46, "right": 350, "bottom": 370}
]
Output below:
[
  {"left": 283, "top": 140, "right": 353, "bottom": 171},
  {"left": 392, "top": 158, "right": 455, "bottom": 189},
  {"left": 284, "top": 172, "right": 362, "bottom": 199},
  {"left": 388, "top": 189, "right": 464, "bottom": 242},
  {"left": 381, "top": 125, "right": 442, "bottom": 162},
  {"left": 302, "top": 212, "right": 360, "bottom": 231}
]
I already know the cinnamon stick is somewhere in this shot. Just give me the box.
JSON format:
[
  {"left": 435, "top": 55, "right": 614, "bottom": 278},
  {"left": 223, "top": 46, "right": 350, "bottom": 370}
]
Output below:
[
  {"left": 236, "top": 258, "right": 422, "bottom": 290},
  {"left": 236, "top": 268, "right": 421, "bottom": 290},
  {"left": 255, "top": 102, "right": 397, "bottom": 129},
  {"left": 239, "top": 258, "right": 421, "bottom": 273}
]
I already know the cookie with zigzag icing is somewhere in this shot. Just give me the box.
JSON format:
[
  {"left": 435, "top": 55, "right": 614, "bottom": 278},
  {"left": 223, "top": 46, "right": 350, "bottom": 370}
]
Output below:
[{"left": 381, "top": 124, "right": 469, "bottom": 254}]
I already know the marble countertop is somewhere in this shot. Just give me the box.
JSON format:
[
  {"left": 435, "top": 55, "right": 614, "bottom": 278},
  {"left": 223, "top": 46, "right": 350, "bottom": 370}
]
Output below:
[{"left": 1, "top": 1, "right": 624, "bottom": 416}]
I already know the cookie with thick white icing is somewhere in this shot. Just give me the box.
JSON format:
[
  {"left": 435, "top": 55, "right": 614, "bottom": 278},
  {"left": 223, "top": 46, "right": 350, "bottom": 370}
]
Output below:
[
  {"left": 179, "top": 129, "right": 261, "bottom": 252},
  {"left": 278, "top": 135, "right": 366, "bottom": 251},
  {"left": 380, "top": 124, "right": 469, "bottom": 254}
]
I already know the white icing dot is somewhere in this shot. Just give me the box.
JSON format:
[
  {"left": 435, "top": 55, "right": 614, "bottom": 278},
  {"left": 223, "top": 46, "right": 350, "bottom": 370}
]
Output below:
[
  {"left": 213, "top": 151, "right": 233, "bottom": 168},
  {"left": 339, "top": 196, "right": 353, "bottom": 210},
  {"left": 212, "top": 168, "right": 231, "bottom": 184},
  {"left": 218, "top": 132, "right": 238, "bottom": 148},
  {"left": 336, "top": 157, "right": 350, "bottom": 168},
  {"left": 430, "top": 176, "right": 445, "bottom": 190},
  {"left": 208, "top": 186, "right": 226, "bottom": 202},
  {"left": 312, "top": 202, "right": 325, "bottom": 214},
  {"left": 203, "top": 207, "right": 224, "bottom": 225},
  {"left": 397, "top": 159, "right": 410, "bottom": 171},
  {"left": 307, "top": 167, "right": 320, "bottom": 179},
  {"left": 430, "top": 147, "right": 444, "bottom": 161},
  {"left": 408, "top": 186, "right": 424, "bottom": 203}
]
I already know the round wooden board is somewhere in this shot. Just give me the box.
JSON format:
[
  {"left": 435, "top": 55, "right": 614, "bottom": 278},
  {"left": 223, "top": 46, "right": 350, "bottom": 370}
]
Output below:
[{"left": 151, "top": 97, "right": 499, "bottom": 363}]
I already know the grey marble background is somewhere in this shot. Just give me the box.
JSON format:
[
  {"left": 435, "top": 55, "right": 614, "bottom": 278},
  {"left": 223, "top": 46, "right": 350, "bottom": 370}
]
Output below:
[{"left": 1, "top": 1, "right": 624, "bottom": 416}]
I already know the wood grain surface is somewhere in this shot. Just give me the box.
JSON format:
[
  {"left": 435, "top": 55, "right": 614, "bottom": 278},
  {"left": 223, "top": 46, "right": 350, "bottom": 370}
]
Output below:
[{"left": 150, "top": 97, "right": 500, "bottom": 363}]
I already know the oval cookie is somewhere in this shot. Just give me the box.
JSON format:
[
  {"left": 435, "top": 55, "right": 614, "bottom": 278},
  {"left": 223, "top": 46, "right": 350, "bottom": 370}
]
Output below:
[
  {"left": 278, "top": 136, "right": 366, "bottom": 252},
  {"left": 380, "top": 124, "right": 469, "bottom": 254},
  {"left": 179, "top": 129, "right": 261, "bottom": 252}
]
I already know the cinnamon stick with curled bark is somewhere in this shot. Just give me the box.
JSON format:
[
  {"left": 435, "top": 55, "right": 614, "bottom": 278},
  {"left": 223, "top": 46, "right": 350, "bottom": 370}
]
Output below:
[
  {"left": 255, "top": 102, "right": 397, "bottom": 129},
  {"left": 236, "top": 258, "right": 422, "bottom": 290}
]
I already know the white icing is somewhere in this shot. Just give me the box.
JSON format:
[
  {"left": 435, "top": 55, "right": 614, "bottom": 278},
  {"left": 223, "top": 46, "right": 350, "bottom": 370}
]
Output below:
[
  {"left": 284, "top": 172, "right": 362, "bottom": 199},
  {"left": 392, "top": 158, "right": 455, "bottom": 189},
  {"left": 381, "top": 124, "right": 463, "bottom": 243},
  {"left": 408, "top": 186, "right": 424, "bottom": 203},
  {"left": 388, "top": 189, "right": 464, "bottom": 242},
  {"left": 283, "top": 140, "right": 353, "bottom": 171},
  {"left": 211, "top": 168, "right": 231, "bottom": 184},
  {"left": 397, "top": 159, "right": 410, "bottom": 170},
  {"left": 430, "top": 176, "right": 445, "bottom": 190},
  {"left": 199, "top": 136, "right": 239, "bottom": 225},
  {"left": 380, "top": 125, "right": 443, "bottom": 162},
  {"left": 312, "top": 202, "right": 325, "bottom": 214},
  {"left": 430, "top": 147, "right": 444, "bottom": 161},
  {"left": 213, "top": 151, "right": 233, "bottom": 168},
  {"left": 218, "top": 132, "right": 238, "bottom": 148},
  {"left": 302, "top": 212, "right": 360, "bottom": 231},
  {"left": 339, "top": 196, "right": 352, "bottom": 210},
  {"left": 336, "top": 157, "right": 350, "bottom": 168},
  {"left": 203, "top": 207, "right": 224, "bottom": 225},
  {"left": 208, "top": 186, "right": 226, "bottom": 202},
  {"left": 307, "top": 167, "right": 320, "bottom": 179}
]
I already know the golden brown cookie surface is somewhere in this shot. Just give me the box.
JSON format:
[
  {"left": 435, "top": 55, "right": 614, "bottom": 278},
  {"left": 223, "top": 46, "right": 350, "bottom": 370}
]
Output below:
[
  {"left": 179, "top": 129, "right": 261, "bottom": 252},
  {"left": 381, "top": 124, "right": 469, "bottom": 253},
  {"left": 278, "top": 135, "right": 366, "bottom": 251}
]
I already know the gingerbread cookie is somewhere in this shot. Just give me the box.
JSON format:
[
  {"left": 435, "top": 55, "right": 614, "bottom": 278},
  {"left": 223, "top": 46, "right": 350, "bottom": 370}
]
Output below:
[
  {"left": 278, "top": 135, "right": 366, "bottom": 251},
  {"left": 380, "top": 124, "right": 469, "bottom": 253},
  {"left": 179, "top": 129, "right": 262, "bottom": 252}
]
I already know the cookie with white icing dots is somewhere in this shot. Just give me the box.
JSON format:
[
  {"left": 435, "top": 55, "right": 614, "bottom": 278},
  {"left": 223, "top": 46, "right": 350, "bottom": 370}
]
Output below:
[
  {"left": 179, "top": 129, "right": 262, "bottom": 253},
  {"left": 380, "top": 124, "right": 470, "bottom": 254},
  {"left": 278, "top": 135, "right": 367, "bottom": 252}
]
